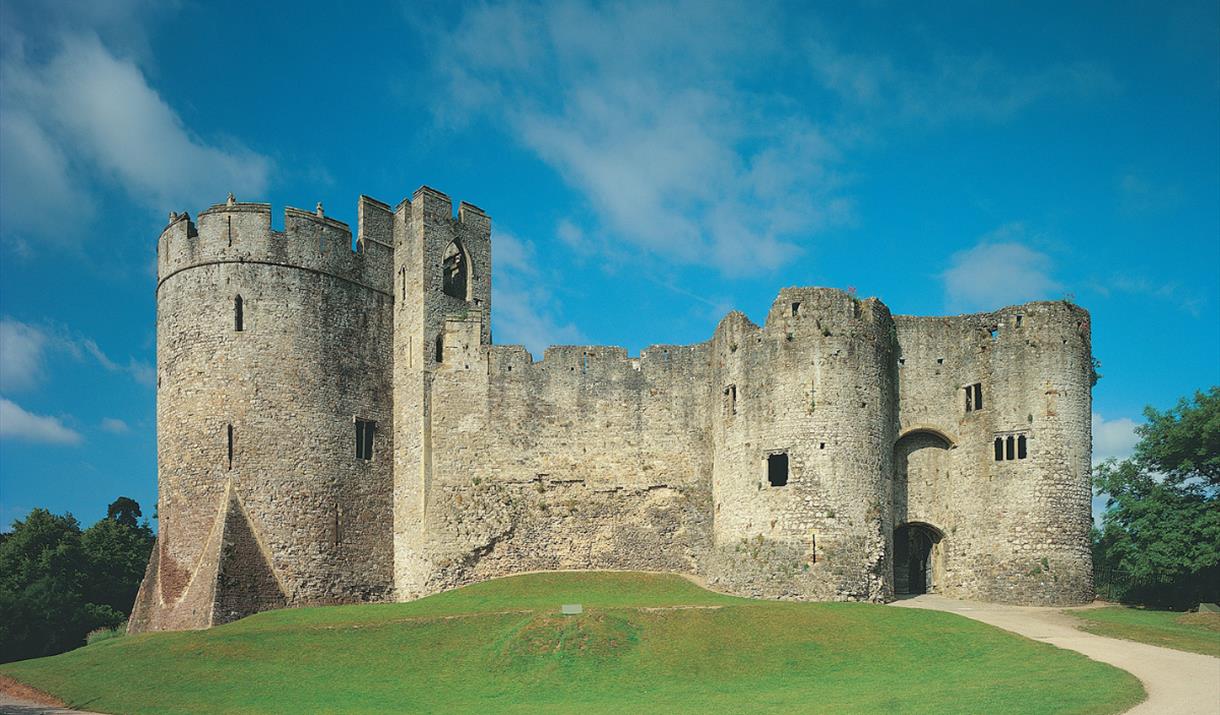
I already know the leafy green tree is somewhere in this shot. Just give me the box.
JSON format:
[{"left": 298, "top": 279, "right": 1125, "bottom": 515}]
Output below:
[
  {"left": 0, "top": 510, "right": 96, "bottom": 661},
  {"left": 0, "top": 499, "right": 154, "bottom": 663},
  {"left": 106, "top": 496, "right": 144, "bottom": 530},
  {"left": 1093, "top": 387, "right": 1220, "bottom": 608},
  {"left": 83, "top": 506, "right": 154, "bottom": 615},
  {"left": 1133, "top": 387, "right": 1220, "bottom": 492}
]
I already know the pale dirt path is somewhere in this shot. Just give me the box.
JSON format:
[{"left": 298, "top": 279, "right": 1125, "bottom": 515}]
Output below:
[
  {"left": 892, "top": 594, "right": 1220, "bottom": 715},
  {"left": 0, "top": 694, "right": 105, "bottom": 715}
]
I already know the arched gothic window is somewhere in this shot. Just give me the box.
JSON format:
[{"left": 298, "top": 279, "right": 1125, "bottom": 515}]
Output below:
[{"left": 442, "top": 241, "right": 469, "bottom": 300}]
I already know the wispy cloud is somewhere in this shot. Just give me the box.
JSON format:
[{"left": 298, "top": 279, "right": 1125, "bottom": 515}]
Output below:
[
  {"left": 0, "top": 28, "right": 269, "bottom": 248},
  {"left": 807, "top": 42, "right": 1120, "bottom": 125},
  {"left": 1092, "top": 412, "right": 1140, "bottom": 465},
  {"left": 0, "top": 319, "right": 49, "bottom": 392},
  {"left": 100, "top": 417, "right": 130, "bottom": 434},
  {"left": 1086, "top": 273, "right": 1204, "bottom": 316},
  {"left": 1117, "top": 172, "right": 1184, "bottom": 214},
  {"left": 425, "top": 2, "right": 1117, "bottom": 279},
  {"left": 942, "top": 224, "right": 1062, "bottom": 312},
  {"left": 0, "top": 318, "right": 154, "bottom": 390},
  {"left": 428, "top": 0, "right": 852, "bottom": 276},
  {"left": 492, "top": 231, "right": 584, "bottom": 357},
  {"left": 0, "top": 397, "right": 82, "bottom": 445}
]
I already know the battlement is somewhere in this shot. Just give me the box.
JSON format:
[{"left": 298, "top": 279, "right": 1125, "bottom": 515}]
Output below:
[
  {"left": 485, "top": 342, "right": 712, "bottom": 380},
  {"left": 157, "top": 195, "right": 395, "bottom": 295},
  {"left": 894, "top": 299, "right": 1091, "bottom": 350}
]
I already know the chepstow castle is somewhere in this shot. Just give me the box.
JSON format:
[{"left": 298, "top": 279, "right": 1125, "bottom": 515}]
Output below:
[{"left": 130, "top": 186, "right": 1094, "bottom": 632}]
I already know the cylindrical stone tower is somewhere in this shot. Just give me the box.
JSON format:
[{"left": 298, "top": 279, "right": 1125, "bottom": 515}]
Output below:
[
  {"left": 129, "top": 195, "right": 397, "bottom": 632},
  {"left": 707, "top": 288, "right": 898, "bottom": 601}
]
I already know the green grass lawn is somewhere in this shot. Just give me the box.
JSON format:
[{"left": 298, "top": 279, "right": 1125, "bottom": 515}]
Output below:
[
  {"left": 1, "top": 572, "right": 1143, "bottom": 714},
  {"left": 1068, "top": 605, "right": 1220, "bottom": 657}
]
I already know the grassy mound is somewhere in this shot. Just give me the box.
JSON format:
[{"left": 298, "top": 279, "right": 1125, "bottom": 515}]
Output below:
[
  {"left": 1069, "top": 605, "right": 1220, "bottom": 657},
  {"left": 0, "top": 572, "right": 1142, "bottom": 714}
]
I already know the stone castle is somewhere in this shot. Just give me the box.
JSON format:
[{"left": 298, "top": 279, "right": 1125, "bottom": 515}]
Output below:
[{"left": 129, "top": 186, "right": 1095, "bottom": 632}]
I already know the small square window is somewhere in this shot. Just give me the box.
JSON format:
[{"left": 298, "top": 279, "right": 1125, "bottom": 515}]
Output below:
[{"left": 767, "top": 452, "right": 789, "bottom": 487}]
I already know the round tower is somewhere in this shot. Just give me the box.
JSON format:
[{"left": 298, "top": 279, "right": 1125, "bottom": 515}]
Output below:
[
  {"left": 707, "top": 288, "right": 898, "bottom": 601},
  {"left": 129, "top": 195, "right": 397, "bottom": 632}
]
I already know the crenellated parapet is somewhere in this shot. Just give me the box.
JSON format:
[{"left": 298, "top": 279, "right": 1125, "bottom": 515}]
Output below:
[{"left": 157, "top": 195, "right": 395, "bottom": 296}]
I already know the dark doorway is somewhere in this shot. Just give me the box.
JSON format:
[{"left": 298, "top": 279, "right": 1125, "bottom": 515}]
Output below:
[{"left": 894, "top": 523, "right": 941, "bottom": 595}]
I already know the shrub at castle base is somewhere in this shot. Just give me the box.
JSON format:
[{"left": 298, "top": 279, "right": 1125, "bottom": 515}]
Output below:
[{"left": 130, "top": 185, "right": 1095, "bottom": 633}]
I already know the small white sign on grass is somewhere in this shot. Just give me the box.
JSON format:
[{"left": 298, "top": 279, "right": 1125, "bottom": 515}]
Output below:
[{"left": 561, "top": 603, "right": 583, "bottom": 615}]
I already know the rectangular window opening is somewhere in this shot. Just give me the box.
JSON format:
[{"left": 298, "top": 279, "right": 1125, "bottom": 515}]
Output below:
[
  {"left": 234, "top": 296, "right": 244, "bottom": 332},
  {"left": 966, "top": 383, "right": 983, "bottom": 412},
  {"left": 767, "top": 452, "right": 789, "bottom": 487},
  {"left": 994, "top": 437, "right": 1004, "bottom": 462},
  {"left": 791, "top": 302, "right": 800, "bottom": 316},
  {"left": 355, "top": 419, "right": 376, "bottom": 460},
  {"left": 435, "top": 334, "right": 444, "bottom": 363},
  {"left": 1017, "top": 434, "right": 1028, "bottom": 459},
  {"left": 724, "top": 384, "right": 737, "bottom": 415},
  {"left": 1005, "top": 434, "right": 1015, "bottom": 461},
  {"left": 227, "top": 423, "right": 234, "bottom": 469}
]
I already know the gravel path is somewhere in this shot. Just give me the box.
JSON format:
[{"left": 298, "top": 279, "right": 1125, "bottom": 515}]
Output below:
[{"left": 893, "top": 594, "right": 1220, "bottom": 715}]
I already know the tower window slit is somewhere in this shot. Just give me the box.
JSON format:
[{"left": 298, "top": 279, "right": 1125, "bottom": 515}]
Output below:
[
  {"left": 227, "top": 423, "right": 234, "bottom": 469},
  {"left": 234, "top": 295, "right": 244, "bottom": 332},
  {"left": 435, "top": 334, "right": 444, "bottom": 363},
  {"left": 355, "top": 419, "right": 376, "bottom": 460}
]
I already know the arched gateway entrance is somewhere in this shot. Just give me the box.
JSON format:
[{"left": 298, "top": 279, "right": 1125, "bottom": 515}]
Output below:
[{"left": 894, "top": 523, "right": 943, "bottom": 595}]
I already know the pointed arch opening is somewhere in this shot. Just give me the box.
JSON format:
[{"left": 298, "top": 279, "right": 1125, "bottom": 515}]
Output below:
[
  {"left": 442, "top": 240, "right": 470, "bottom": 300},
  {"left": 894, "top": 522, "right": 945, "bottom": 595}
]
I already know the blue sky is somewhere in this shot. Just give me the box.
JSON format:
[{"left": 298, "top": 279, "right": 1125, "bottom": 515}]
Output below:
[{"left": 1, "top": 0, "right": 1217, "bottom": 530}]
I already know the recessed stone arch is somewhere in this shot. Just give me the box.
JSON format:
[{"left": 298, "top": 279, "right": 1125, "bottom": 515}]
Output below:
[{"left": 442, "top": 240, "right": 470, "bottom": 300}]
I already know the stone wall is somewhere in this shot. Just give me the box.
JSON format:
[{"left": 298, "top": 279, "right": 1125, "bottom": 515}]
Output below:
[
  {"left": 134, "top": 185, "right": 1096, "bottom": 632},
  {"left": 413, "top": 339, "right": 714, "bottom": 594}
]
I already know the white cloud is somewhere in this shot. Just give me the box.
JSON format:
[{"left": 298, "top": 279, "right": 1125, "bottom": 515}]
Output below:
[
  {"left": 1092, "top": 412, "right": 1141, "bottom": 465},
  {"left": 492, "top": 231, "right": 584, "bottom": 357},
  {"left": 0, "top": 32, "right": 270, "bottom": 246},
  {"left": 0, "top": 319, "right": 48, "bottom": 392},
  {"left": 0, "top": 318, "right": 153, "bottom": 389},
  {"left": 942, "top": 225, "right": 1063, "bottom": 311},
  {"left": 100, "top": 417, "right": 129, "bottom": 433},
  {"left": 0, "top": 397, "right": 82, "bottom": 445},
  {"left": 428, "top": 0, "right": 850, "bottom": 277},
  {"left": 425, "top": 2, "right": 1116, "bottom": 279}
]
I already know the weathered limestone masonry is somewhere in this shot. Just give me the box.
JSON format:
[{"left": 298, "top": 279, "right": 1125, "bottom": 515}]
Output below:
[{"left": 129, "top": 186, "right": 1094, "bottom": 632}]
